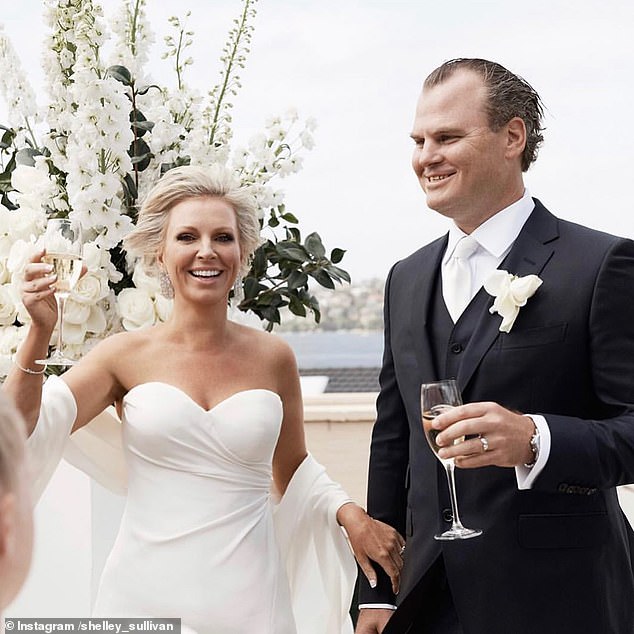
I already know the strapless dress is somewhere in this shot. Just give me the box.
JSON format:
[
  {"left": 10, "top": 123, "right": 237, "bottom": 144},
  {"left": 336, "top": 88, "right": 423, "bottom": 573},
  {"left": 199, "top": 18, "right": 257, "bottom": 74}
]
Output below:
[{"left": 91, "top": 382, "right": 296, "bottom": 633}]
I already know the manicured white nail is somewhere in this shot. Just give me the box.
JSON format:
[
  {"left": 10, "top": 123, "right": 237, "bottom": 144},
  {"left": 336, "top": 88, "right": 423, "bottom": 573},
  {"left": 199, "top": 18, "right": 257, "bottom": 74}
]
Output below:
[{"left": 370, "top": 579, "right": 377, "bottom": 588}]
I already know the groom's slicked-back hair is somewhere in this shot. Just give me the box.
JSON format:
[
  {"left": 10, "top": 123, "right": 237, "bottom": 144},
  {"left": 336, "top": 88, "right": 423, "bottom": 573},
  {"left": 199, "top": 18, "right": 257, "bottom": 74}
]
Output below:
[{"left": 425, "top": 58, "right": 544, "bottom": 172}]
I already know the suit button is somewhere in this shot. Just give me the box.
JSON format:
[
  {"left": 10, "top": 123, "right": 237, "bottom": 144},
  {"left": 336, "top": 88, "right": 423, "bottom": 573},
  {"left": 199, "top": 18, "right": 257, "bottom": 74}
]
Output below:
[
  {"left": 450, "top": 343, "right": 463, "bottom": 354},
  {"left": 442, "top": 508, "right": 453, "bottom": 522}
]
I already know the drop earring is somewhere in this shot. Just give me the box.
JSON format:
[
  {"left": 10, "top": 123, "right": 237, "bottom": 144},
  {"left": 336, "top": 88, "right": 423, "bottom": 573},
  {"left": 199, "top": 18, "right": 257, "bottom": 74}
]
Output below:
[
  {"left": 159, "top": 268, "right": 174, "bottom": 299},
  {"left": 232, "top": 275, "right": 244, "bottom": 307}
]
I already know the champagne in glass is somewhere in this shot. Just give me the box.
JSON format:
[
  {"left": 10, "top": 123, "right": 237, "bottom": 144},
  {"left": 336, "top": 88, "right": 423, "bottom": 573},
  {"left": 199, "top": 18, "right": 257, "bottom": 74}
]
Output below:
[
  {"left": 422, "top": 404, "right": 466, "bottom": 465},
  {"left": 41, "top": 252, "right": 82, "bottom": 297},
  {"left": 36, "top": 219, "right": 83, "bottom": 367},
  {"left": 421, "top": 379, "right": 482, "bottom": 540}
]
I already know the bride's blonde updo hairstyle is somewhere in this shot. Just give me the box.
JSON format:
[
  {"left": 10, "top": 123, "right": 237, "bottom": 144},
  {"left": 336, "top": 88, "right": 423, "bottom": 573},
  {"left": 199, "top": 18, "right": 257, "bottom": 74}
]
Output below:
[{"left": 124, "top": 165, "right": 261, "bottom": 275}]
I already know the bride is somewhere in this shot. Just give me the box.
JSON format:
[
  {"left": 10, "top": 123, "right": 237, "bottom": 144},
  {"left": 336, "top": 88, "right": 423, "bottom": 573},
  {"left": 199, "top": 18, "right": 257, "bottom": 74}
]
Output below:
[{"left": 3, "top": 165, "right": 404, "bottom": 633}]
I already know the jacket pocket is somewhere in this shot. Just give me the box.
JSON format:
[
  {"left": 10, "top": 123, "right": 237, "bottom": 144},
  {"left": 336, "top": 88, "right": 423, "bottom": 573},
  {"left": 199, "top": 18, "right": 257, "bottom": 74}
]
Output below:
[
  {"left": 518, "top": 512, "right": 608, "bottom": 549},
  {"left": 499, "top": 323, "right": 567, "bottom": 349}
]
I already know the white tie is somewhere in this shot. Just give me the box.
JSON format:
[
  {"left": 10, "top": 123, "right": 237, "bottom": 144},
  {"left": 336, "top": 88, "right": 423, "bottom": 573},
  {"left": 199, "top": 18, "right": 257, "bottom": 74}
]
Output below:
[{"left": 443, "top": 235, "right": 479, "bottom": 322}]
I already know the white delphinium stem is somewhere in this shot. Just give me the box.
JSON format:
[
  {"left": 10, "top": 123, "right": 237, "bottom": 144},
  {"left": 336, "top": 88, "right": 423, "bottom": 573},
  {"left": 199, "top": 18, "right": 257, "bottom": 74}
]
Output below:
[
  {"left": 233, "top": 110, "right": 317, "bottom": 219},
  {"left": 55, "top": 0, "right": 134, "bottom": 249},
  {"left": 109, "top": 0, "right": 155, "bottom": 82},
  {"left": 204, "top": 0, "right": 258, "bottom": 152},
  {"left": 151, "top": 13, "right": 208, "bottom": 173},
  {"left": 0, "top": 26, "right": 40, "bottom": 147}
]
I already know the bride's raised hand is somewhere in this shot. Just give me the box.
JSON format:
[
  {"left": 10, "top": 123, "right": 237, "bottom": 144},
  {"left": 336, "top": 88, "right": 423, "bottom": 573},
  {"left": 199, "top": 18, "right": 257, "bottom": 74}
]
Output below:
[
  {"left": 21, "top": 249, "right": 59, "bottom": 332},
  {"left": 337, "top": 503, "right": 405, "bottom": 595}
]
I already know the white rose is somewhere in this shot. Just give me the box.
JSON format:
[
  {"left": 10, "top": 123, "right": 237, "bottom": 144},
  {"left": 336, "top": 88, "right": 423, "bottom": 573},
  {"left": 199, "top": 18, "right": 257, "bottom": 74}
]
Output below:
[
  {"left": 64, "top": 299, "right": 91, "bottom": 325},
  {"left": 4, "top": 204, "right": 45, "bottom": 241},
  {"left": 117, "top": 288, "right": 156, "bottom": 330},
  {"left": 0, "top": 284, "right": 18, "bottom": 326},
  {"left": 83, "top": 242, "right": 122, "bottom": 283},
  {"left": 0, "top": 325, "right": 22, "bottom": 355},
  {"left": 132, "top": 266, "right": 160, "bottom": 295},
  {"left": 85, "top": 304, "right": 107, "bottom": 335},
  {"left": 62, "top": 321, "right": 88, "bottom": 346},
  {"left": 7, "top": 239, "right": 38, "bottom": 277},
  {"left": 0, "top": 258, "right": 9, "bottom": 284},
  {"left": 0, "top": 354, "right": 13, "bottom": 378},
  {"left": 72, "top": 273, "right": 109, "bottom": 304},
  {"left": 11, "top": 163, "right": 52, "bottom": 196}
]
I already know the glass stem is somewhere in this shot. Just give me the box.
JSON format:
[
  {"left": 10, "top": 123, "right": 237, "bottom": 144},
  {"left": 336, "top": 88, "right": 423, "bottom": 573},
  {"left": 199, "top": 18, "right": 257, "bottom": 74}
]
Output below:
[
  {"left": 56, "top": 294, "right": 66, "bottom": 356},
  {"left": 444, "top": 462, "right": 465, "bottom": 530}
]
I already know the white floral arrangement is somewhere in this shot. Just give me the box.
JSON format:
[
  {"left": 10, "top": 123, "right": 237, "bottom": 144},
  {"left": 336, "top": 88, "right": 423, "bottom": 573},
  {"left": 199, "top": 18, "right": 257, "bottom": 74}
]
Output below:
[{"left": 0, "top": 0, "right": 346, "bottom": 377}]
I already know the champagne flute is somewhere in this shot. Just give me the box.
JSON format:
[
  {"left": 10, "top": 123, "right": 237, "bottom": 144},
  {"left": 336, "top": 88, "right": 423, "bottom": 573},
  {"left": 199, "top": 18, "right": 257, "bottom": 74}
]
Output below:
[
  {"left": 421, "top": 379, "right": 482, "bottom": 540},
  {"left": 36, "top": 218, "right": 83, "bottom": 367}
]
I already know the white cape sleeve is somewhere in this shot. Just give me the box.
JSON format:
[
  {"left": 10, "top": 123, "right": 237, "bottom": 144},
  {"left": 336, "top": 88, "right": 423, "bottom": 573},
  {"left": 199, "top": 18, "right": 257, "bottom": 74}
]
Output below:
[
  {"left": 27, "top": 375, "right": 127, "bottom": 502},
  {"left": 27, "top": 375, "right": 77, "bottom": 501},
  {"left": 274, "top": 454, "right": 357, "bottom": 634}
]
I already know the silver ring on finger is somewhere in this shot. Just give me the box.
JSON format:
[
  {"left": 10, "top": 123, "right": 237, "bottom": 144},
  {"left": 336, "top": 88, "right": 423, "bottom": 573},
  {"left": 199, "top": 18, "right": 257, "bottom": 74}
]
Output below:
[
  {"left": 479, "top": 435, "right": 489, "bottom": 453},
  {"left": 399, "top": 544, "right": 406, "bottom": 555}
]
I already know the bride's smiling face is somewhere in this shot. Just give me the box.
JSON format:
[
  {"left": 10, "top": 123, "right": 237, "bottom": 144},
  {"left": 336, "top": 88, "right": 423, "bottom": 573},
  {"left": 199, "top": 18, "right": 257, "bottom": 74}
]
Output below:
[{"left": 159, "top": 196, "right": 242, "bottom": 304}]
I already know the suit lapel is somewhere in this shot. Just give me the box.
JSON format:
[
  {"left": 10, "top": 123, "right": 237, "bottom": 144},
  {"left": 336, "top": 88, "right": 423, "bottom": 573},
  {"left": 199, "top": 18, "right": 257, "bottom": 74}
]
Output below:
[
  {"left": 457, "top": 200, "right": 559, "bottom": 392},
  {"left": 412, "top": 235, "right": 447, "bottom": 380}
]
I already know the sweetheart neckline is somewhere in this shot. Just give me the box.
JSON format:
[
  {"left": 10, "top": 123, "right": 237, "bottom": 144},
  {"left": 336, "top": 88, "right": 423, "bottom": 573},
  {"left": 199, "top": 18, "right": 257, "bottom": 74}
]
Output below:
[{"left": 124, "top": 382, "right": 281, "bottom": 414}]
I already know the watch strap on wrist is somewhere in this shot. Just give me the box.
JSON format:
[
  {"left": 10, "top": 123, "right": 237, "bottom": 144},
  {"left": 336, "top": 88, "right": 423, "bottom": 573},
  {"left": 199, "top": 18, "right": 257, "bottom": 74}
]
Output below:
[{"left": 524, "top": 423, "right": 540, "bottom": 468}]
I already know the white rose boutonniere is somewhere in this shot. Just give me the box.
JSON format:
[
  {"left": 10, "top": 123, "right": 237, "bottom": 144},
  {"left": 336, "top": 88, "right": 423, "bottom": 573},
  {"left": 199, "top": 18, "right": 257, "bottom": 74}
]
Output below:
[{"left": 484, "top": 270, "right": 543, "bottom": 333}]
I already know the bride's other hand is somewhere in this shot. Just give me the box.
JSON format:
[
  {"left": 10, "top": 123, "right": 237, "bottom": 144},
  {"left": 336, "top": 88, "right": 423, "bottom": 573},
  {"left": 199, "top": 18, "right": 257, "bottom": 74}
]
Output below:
[{"left": 336, "top": 503, "right": 405, "bottom": 595}]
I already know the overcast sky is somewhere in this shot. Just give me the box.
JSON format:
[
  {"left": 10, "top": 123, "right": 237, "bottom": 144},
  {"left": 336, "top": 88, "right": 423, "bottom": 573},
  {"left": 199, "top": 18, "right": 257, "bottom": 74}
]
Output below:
[{"left": 2, "top": 0, "right": 633, "bottom": 282}]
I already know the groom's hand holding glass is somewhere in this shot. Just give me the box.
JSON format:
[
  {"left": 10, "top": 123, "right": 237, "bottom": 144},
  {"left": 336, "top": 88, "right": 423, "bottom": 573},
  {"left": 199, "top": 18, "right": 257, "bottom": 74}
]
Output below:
[{"left": 433, "top": 401, "right": 537, "bottom": 469}]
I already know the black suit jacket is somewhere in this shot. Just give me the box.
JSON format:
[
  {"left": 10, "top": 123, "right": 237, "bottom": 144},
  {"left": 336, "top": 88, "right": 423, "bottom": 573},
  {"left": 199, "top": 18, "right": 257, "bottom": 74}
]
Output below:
[{"left": 360, "top": 201, "right": 634, "bottom": 633}]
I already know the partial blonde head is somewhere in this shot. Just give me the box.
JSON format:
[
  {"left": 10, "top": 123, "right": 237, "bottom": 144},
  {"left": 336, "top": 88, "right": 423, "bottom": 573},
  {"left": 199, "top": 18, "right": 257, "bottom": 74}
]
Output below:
[{"left": 124, "top": 165, "right": 261, "bottom": 275}]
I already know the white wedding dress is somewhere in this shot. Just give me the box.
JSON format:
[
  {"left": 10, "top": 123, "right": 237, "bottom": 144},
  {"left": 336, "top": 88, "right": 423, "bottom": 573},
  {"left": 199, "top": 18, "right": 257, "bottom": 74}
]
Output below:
[{"left": 29, "top": 377, "right": 356, "bottom": 634}]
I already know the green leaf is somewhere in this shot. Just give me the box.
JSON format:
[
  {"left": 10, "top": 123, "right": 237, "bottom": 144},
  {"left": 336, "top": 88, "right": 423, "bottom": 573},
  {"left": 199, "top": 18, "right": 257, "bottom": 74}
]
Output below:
[
  {"left": 1, "top": 191, "right": 17, "bottom": 210},
  {"left": 15, "top": 148, "right": 40, "bottom": 166},
  {"left": 330, "top": 248, "right": 346, "bottom": 264},
  {"left": 129, "top": 137, "right": 151, "bottom": 158},
  {"left": 1, "top": 128, "right": 16, "bottom": 150},
  {"left": 121, "top": 174, "right": 138, "bottom": 209},
  {"left": 261, "top": 305, "right": 281, "bottom": 325},
  {"left": 326, "top": 264, "right": 351, "bottom": 284},
  {"left": 106, "top": 65, "right": 133, "bottom": 86},
  {"left": 275, "top": 242, "right": 308, "bottom": 263},
  {"left": 287, "top": 270, "right": 308, "bottom": 289},
  {"left": 305, "top": 232, "right": 326, "bottom": 258},
  {"left": 281, "top": 211, "right": 298, "bottom": 224},
  {"left": 131, "top": 120, "right": 155, "bottom": 136},
  {"left": 131, "top": 153, "right": 152, "bottom": 170},
  {"left": 129, "top": 138, "right": 152, "bottom": 171},
  {"left": 308, "top": 268, "right": 335, "bottom": 289},
  {"left": 244, "top": 276, "right": 266, "bottom": 300},
  {"left": 250, "top": 245, "right": 268, "bottom": 278},
  {"left": 136, "top": 84, "right": 161, "bottom": 96},
  {"left": 130, "top": 110, "right": 154, "bottom": 137},
  {"left": 307, "top": 293, "right": 320, "bottom": 310},
  {"left": 285, "top": 227, "right": 301, "bottom": 242},
  {"left": 288, "top": 294, "right": 307, "bottom": 317}
]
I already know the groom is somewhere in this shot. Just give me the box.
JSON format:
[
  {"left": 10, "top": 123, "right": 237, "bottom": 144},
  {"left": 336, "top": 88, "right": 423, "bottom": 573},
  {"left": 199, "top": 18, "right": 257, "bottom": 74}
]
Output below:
[{"left": 356, "top": 58, "right": 634, "bottom": 634}]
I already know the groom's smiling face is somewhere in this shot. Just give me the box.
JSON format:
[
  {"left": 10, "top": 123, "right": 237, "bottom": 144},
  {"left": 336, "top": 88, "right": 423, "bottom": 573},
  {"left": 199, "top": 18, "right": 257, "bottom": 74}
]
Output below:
[{"left": 410, "top": 69, "right": 525, "bottom": 233}]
